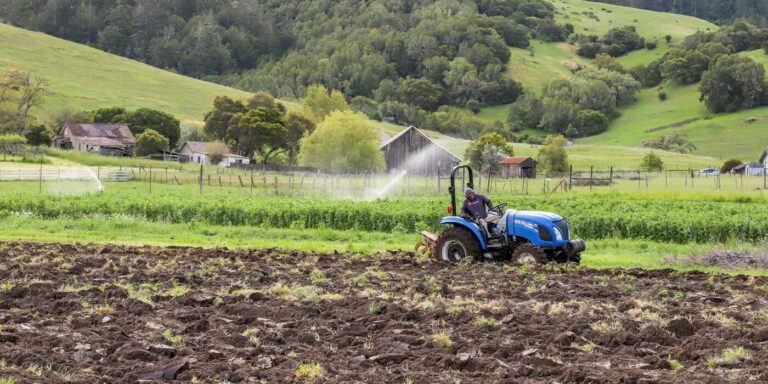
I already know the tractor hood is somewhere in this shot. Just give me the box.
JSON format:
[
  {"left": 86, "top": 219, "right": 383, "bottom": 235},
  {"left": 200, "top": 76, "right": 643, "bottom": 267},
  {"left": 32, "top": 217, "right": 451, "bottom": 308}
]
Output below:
[{"left": 513, "top": 210, "right": 563, "bottom": 225}]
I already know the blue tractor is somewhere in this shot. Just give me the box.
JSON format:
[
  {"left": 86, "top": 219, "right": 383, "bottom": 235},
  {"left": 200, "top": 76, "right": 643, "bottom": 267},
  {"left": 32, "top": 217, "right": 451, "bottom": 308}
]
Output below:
[{"left": 417, "top": 165, "right": 585, "bottom": 264}]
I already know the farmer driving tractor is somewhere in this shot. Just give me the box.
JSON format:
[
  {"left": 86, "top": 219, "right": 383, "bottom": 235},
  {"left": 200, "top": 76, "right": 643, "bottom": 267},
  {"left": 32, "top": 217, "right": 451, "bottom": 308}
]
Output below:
[{"left": 460, "top": 188, "right": 500, "bottom": 239}]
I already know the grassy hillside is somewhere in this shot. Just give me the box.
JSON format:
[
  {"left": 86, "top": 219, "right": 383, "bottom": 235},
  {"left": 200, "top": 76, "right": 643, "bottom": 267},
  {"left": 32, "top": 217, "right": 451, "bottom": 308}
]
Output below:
[
  {"left": 504, "top": 0, "right": 716, "bottom": 92},
  {"left": 581, "top": 49, "right": 768, "bottom": 161},
  {"left": 482, "top": 1, "right": 768, "bottom": 161},
  {"left": 0, "top": 23, "right": 299, "bottom": 123}
]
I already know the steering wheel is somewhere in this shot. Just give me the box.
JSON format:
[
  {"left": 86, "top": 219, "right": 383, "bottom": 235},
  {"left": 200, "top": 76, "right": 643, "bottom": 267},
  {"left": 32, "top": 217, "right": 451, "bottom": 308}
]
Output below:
[{"left": 489, "top": 203, "right": 507, "bottom": 214}]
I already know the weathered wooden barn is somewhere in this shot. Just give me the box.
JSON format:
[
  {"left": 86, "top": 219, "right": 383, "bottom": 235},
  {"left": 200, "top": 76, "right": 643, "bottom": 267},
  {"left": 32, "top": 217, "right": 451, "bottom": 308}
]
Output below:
[
  {"left": 54, "top": 123, "right": 135, "bottom": 156},
  {"left": 500, "top": 156, "right": 537, "bottom": 178},
  {"left": 380, "top": 126, "right": 460, "bottom": 176}
]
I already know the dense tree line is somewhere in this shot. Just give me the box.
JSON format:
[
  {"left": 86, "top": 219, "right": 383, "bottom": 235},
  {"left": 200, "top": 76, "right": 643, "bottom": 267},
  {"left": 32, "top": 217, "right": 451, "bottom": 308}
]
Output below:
[
  {"left": 587, "top": 0, "right": 768, "bottom": 27},
  {"left": 574, "top": 26, "right": 648, "bottom": 58},
  {"left": 0, "top": 0, "right": 562, "bottom": 116},
  {"left": 507, "top": 68, "right": 641, "bottom": 137}
]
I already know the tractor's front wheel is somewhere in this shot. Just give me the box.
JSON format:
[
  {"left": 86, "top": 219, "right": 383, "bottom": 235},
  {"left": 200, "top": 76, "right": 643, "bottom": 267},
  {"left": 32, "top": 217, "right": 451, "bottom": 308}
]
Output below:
[
  {"left": 512, "top": 243, "right": 547, "bottom": 265},
  {"left": 436, "top": 227, "right": 482, "bottom": 262}
]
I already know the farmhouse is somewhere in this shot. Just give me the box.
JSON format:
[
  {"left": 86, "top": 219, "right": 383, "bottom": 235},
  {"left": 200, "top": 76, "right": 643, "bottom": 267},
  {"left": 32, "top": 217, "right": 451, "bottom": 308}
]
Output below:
[
  {"left": 499, "top": 156, "right": 537, "bottom": 178},
  {"left": 745, "top": 149, "right": 768, "bottom": 176},
  {"left": 179, "top": 141, "right": 250, "bottom": 167},
  {"left": 380, "top": 126, "right": 460, "bottom": 176},
  {"left": 54, "top": 123, "right": 135, "bottom": 156}
]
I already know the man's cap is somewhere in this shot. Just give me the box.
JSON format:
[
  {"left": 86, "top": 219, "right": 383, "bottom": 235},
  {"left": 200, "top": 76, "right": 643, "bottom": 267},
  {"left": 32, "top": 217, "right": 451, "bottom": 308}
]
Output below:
[{"left": 465, "top": 188, "right": 474, "bottom": 197}]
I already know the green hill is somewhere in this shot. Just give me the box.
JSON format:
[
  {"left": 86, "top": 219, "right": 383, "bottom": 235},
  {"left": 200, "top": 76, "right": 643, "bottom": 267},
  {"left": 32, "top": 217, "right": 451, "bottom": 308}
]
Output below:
[
  {"left": 480, "top": 1, "right": 768, "bottom": 162},
  {"left": 0, "top": 23, "right": 298, "bottom": 123},
  {"left": 0, "top": 20, "right": 722, "bottom": 169},
  {"left": 505, "top": 0, "right": 716, "bottom": 91}
]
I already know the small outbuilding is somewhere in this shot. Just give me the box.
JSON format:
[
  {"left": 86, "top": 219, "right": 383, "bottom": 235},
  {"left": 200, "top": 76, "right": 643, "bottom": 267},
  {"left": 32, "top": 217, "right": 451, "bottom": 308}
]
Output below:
[
  {"left": 499, "top": 156, "right": 537, "bottom": 178},
  {"left": 380, "top": 126, "right": 460, "bottom": 176},
  {"left": 179, "top": 141, "right": 250, "bottom": 167},
  {"left": 55, "top": 123, "right": 135, "bottom": 156}
]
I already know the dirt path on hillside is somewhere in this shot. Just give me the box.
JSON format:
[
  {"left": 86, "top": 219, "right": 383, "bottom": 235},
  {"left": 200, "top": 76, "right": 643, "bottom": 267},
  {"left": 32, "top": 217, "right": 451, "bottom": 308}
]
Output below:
[{"left": 1, "top": 242, "right": 767, "bottom": 383}]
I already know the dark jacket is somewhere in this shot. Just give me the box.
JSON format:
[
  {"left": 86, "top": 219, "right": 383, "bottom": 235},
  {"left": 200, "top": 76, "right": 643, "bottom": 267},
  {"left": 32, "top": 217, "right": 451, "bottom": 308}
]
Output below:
[{"left": 461, "top": 194, "right": 493, "bottom": 219}]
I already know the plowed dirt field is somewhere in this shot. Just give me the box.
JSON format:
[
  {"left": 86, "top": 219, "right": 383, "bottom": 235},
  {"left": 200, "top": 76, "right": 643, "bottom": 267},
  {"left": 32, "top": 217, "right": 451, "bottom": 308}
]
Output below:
[{"left": 1, "top": 242, "right": 767, "bottom": 383}]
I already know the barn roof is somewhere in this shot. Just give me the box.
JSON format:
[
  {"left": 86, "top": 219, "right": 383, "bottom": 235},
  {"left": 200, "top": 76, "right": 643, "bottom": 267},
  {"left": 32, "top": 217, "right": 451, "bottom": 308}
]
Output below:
[
  {"left": 760, "top": 149, "right": 768, "bottom": 163},
  {"left": 61, "top": 123, "right": 134, "bottom": 139},
  {"left": 58, "top": 123, "right": 135, "bottom": 148},
  {"left": 500, "top": 156, "right": 536, "bottom": 165},
  {"left": 380, "top": 126, "right": 460, "bottom": 161},
  {"left": 182, "top": 141, "right": 246, "bottom": 158}
]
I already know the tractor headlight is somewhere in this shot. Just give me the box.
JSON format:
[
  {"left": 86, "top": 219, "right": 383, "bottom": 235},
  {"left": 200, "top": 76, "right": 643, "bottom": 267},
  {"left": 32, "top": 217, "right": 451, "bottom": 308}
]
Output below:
[{"left": 553, "top": 226, "right": 564, "bottom": 241}]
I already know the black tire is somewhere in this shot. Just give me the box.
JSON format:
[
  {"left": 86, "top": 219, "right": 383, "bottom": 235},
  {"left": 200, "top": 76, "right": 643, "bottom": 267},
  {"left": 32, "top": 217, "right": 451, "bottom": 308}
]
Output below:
[
  {"left": 512, "top": 243, "right": 547, "bottom": 265},
  {"left": 569, "top": 253, "right": 582, "bottom": 264},
  {"left": 436, "top": 227, "right": 482, "bottom": 262}
]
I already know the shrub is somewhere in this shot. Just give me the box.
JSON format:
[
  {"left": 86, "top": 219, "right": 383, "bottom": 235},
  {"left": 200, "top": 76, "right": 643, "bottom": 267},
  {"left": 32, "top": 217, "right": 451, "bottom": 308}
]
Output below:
[
  {"left": 640, "top": 151, "right": 664, "bottom": 172},
  {"left": 658, "top": 91, "right": 667, "bottom": 101},
  {"left": 721, "top": 159, "right": 743, "bottom": 173},
  {"left": 134, "top": 129, "right": 170, "bottom": 156}
]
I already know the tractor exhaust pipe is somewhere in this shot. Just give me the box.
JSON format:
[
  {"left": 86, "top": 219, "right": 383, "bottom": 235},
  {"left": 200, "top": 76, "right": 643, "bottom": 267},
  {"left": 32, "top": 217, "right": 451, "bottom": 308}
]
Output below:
[{"left": 564, "top": 239, "right": 586, "bottom": 256}]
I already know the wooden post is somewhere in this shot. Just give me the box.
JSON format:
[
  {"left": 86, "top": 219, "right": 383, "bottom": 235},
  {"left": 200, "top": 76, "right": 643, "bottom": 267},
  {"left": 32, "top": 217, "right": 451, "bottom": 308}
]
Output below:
[
  {"left": 218, "top": 175, "right": 222, "bottom": 186},
  {"left": 238, "top": 175, "right": 244, "bottom": 187},
  {"left": 609, "top": 166, "right": 613, "bottom": 186},
  {"left": 274, "top": 176, "right": 279, "bottom": 195},
  {"left": 764, "top": 167, "right": 767, "bottom": 190},
  {"left": 589, "top": 166, "right": 593, "bottom": 192},
  {"left": 149, "top": 166, "right": 152, "bottom": 194},
  {"left": 199, "top": 165, "right": 203, "bottom": 194},
  {"left": 39, "top": 163, "right": 42, "bottom": 194}
]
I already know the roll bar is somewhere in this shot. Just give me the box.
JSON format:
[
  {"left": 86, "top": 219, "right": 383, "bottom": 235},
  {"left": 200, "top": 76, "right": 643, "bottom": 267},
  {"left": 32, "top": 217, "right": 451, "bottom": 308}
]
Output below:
[{"left": 449, "top": 165, "right": 474, "bottom": 216}]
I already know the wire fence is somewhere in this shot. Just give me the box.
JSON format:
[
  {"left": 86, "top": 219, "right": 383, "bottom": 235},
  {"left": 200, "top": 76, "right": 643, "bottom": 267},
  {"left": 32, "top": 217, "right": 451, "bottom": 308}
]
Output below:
[{"left": 1, "top": 163, "right": 767, "bottom": 197}]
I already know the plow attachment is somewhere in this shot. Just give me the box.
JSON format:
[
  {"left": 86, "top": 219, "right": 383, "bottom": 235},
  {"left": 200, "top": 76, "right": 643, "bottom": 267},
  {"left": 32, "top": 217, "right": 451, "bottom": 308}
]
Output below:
[{"left": 415, "top": 231, "right": 438, "bottom": 259}]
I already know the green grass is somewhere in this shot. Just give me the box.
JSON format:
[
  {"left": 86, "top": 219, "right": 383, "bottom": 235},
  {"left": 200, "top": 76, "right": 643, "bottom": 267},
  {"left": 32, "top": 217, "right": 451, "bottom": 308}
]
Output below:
[
  {"left": 554, "top": 0, "right": 715, "bottom": 39},
  {"left": 581, "top": 77, "right": 768, "bottom": 161},
  {"left": 503, "top": 0, "right": 716, "bottom": 92},
  {"left": 508, "top": 40, "right": 590, "bottom": 91},
  {"left": 0, "top": 23, "right": 298, "bottom": 123},
  {"left": 3, "top": 216, "right": 765, "bottom": 274}
]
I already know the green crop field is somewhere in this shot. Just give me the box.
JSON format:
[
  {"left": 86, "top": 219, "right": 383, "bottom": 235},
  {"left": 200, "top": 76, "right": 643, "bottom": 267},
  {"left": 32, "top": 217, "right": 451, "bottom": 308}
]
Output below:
[{"left": 0, "top": 186, "right": 767, "bottom": 274}]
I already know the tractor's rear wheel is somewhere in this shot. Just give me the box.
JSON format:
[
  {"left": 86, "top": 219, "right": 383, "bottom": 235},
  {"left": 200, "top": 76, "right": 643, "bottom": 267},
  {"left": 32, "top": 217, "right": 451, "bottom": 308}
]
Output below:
[
  {"left": 436, "top": 227, "right": 482, "bottom": 262},
  {"left": 512, "top": 243, "right": 547, "bottom": 265}
]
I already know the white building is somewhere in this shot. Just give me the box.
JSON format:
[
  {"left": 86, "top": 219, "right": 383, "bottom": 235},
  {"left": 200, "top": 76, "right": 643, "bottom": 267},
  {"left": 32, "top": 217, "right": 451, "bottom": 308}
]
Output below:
[
  {"left": 179, "top": 141, "right": 250, "bottom": 167},
  {"left": 746, "top": 149, "right": 768, "bottom": 176}
]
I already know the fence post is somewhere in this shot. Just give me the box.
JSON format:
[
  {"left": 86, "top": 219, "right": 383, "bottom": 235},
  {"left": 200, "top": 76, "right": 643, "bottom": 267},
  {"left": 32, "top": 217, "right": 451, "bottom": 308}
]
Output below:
[
  {"left": 589, "top": 166, "right": 593, "bottom": 192},
  {"left": 608, "top": 166, "right": 613, "bottom": 187},
  {"left": 149, "top": 166, "right": 152, "bottom": 194},
  {"left": 199, "top": 164, "right": 203, "bottom": 194},
  {"left": 39, "top": 163, "right": 42, "bottom": 194},
  {"left": 764, "top": 167, "right": 767, "bottom": 190}
]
